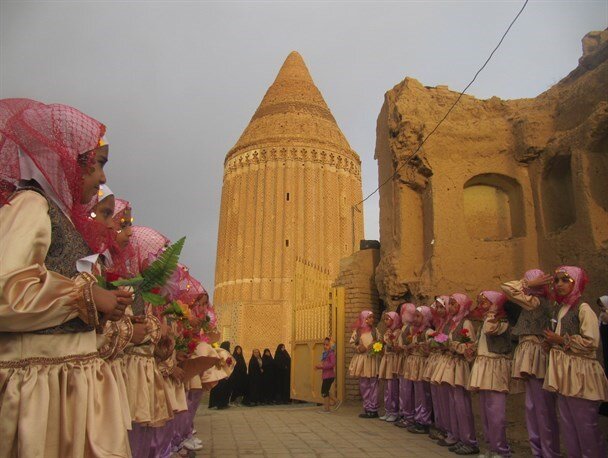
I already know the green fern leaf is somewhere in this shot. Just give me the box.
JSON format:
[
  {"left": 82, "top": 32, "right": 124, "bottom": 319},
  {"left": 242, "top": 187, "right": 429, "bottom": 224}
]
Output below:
[
  {"left": 140, "top": 237, "right": 186, "bottom": 292},
  {"left": 141, "top": 291, "right": 168, "bottom": 306},
  {"left": 111, "top": 275, "right": 144, "bottom": 288}
]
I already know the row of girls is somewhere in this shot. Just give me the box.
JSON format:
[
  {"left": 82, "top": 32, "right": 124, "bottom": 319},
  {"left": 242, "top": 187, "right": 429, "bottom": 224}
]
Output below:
[
  {"left": 349, "top": 268, "right": 608, "bottom": 457},
  {"left": 208, "top": 344, "right": 291, "bottom": 408},
  {"left": 0, "top": 99, "right": 234, "bottom": 458}
]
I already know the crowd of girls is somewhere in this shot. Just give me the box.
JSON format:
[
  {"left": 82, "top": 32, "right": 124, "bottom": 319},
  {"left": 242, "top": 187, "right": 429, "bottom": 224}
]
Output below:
[
  {"left": 208, "top": 343, "right": 291, "bottom": 408},
  {"left": 349, "top": 268, "right": 608, "bottom": 457},
  {"left": 0, "top": 99, "right": 235, "bottom": 458}
]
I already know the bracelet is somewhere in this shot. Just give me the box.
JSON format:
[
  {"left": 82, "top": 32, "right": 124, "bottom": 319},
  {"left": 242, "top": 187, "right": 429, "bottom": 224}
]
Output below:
[{"left": 81, "top": 279, "right": 99, "bottom": 328}]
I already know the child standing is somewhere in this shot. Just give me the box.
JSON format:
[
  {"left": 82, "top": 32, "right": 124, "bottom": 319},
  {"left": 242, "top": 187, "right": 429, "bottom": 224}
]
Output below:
[
  {"left": 404, "top": 306, "right": 434, "bottom": 434},
  {"left": 395, "top": 303, "right": 417, "bottom": 428},
  {"left": 424, "top": 296, "right": 452, "bottom": 441},
  {"left": 501, "top": 269, "right": 560, "bottom": 458},
  {"left": 316, "top": 337, "right": 337, "bottom": 413},
  {"left": 432, "top": 293, "right": 479, "bottom": 455},
  {"left": 469, "top": 291, "right": 517, "bottom": 457},
  {"left": 543, "top": 266, "right": 608, "bottom": 458},
  {"left": 349, "top": 310, "right": 381, "bottom": 418},
  {"left": 379, "top": 311, "right": 403, "bottom": 422}
]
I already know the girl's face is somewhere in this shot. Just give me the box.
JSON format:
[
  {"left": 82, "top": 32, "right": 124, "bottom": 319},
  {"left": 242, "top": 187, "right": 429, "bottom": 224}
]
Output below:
[
  {"left": 263, "top": 350, "right": 270, "bottom": 357},
  {"left": 553, "top": 272, "right": 575, "bottom": 296},
  {"left": 365, "top": 314, "right": 375, "bottom": 327},
  {"left": 253, "top": 349, "right": 261, "bottom": 358},
  {"left": 477, "top": 295, "right": 492, "bottom": 314},
  {"left": 412, "top": 311, "right": 423, "bottom": 327},
  {"left": 383, "top": 315, "right": 393, "bottom": 327},
  {"left": 323, "top": 340, "right": 331, "bottom": 350},
  {"left": 279, "top": 345, "right": 285, "bottom": 352},
  {"left": 449, "top": 298, "right": 460, "bottom": 315},
  {"left": 93, "top": 195, "right": 115, "bottom": 229},
  {"left": 80, "top": 146, "right": 108, "bottom": 204},
  {"left": 115, "top": 207, "right": 134, "bottom": 249},
  {"left": 236, "top": 347, "right": 242, "bottom": 355},
  {"left": 434, "top": 300, "right": 446, "bottom": 317}
]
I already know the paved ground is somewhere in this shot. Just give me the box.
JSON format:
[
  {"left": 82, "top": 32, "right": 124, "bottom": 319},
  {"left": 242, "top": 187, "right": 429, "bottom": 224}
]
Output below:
[
  {"left": 192, "top": 402, "right": 455, "bottom": 458},
  {"left": 186, "top": 394, "right": 608, "bottom": 457}
]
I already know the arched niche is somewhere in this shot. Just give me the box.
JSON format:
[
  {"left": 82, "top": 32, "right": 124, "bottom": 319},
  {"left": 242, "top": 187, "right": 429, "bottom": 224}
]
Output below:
[
  {"left": 463, "top": 173, "right": 526, "bottom": 241},
  {"left": 541, "top": 155, "right": 576, "bottom": 232}
]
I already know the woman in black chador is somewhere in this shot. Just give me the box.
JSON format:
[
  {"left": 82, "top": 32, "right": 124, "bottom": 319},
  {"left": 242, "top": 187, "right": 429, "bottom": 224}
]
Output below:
[
  {"left": 274, "top": 343, "right": 291, "bottom": 404},
  {"left": 261, "top": 348, "right": 276, "bottom": 404},
  {"left": 229, "top": 345, "right": 248, "bottom": 406},
  {"left": 244, "top": 349, "right": 264, "bottom": 406},
  {"left": 208, "top": 341, "right": 232, "bottom": 409}
]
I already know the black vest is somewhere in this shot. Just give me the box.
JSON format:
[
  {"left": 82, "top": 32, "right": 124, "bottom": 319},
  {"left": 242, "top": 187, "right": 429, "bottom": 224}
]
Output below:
[
  {"left": 485, "top": 319, "right": 513, "bottom": 355},
  {"left": 17, "top": 187, "right": 95, "bottom": 334},
  {"left": 558, "top": 304, "right": 581, "bottom": 337},
  {"left": 512, "top": 297, "right": 552, "bottom": 337}
]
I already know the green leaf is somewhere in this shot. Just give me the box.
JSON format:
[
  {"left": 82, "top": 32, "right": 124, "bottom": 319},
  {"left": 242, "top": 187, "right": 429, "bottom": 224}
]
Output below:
[
  {"left": 111, "top": 275, "right": 144, "bottom": 287},
  {"left": 141, "top": 291, "right": 167, "bottom": 306},
  {"left": 139, "top": 237, "right": 186, "bottom": 292}
]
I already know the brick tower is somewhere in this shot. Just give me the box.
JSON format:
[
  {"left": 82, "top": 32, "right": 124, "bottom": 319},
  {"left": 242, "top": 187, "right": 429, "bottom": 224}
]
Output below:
[{"left": 214, "top": 51, "right": 363, "bottom": 353}]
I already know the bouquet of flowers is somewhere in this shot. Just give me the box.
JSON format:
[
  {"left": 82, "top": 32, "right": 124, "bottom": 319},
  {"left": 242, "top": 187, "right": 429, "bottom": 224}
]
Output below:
[
  {"left": 369, "top": 341, "right": 384, "bottom": 356},
  {"left": 454, "top": 328, "right": 472, "bottom": 344},
  {"left": 429, "top": 332, "right": 449, "bottom": 348}
]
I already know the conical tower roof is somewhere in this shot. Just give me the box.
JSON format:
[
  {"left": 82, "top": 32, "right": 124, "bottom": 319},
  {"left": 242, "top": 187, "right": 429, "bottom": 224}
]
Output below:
[{"left": 226, "top": 51, "right": 358, "bottom": 162}]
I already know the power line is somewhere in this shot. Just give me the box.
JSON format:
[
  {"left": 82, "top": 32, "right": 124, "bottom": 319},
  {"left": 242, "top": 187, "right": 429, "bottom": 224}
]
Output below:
[{"left": 354, "top": 0, "right": 529, "bottom": 211}]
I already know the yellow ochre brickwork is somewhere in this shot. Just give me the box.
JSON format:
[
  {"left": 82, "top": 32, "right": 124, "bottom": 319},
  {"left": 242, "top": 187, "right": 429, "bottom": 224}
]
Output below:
[{"left": 214, "top": 51, "right": 364, "bottom": 355}]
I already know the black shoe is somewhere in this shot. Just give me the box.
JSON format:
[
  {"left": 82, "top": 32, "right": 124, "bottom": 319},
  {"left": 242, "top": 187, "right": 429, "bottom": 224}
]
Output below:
[
  {"left": 429, "top": 429, "right": 446, "bottom": 441},
  {"left": 448, "top": 442, "right": 463, "bottom": 452},
  {"left": 454, "top": 444, "right": 480, "bottom": 455},
  {"left": 437, "top": 439, "right": 458, "bottom": 447},
  {"left": 394, "top": 419, "right": 411, "bottom": 428},
  {"left": 407, "top": 423, "right": 430, "bottom": 434},
  {"left": 358, "top": 411, "right": 370, "bottom": 418}
]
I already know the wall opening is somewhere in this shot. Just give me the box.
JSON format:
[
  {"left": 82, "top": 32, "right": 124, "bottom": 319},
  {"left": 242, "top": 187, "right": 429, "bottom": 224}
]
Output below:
[
  {"left": 541, "top": 155, "right": 576, "bottom": 232},
  {"left": 285, "top": 239, "right": 290, "bottom": 247},
  {"left": 286, "top": 192, "right": 290, "bottom": 201},
  {"left": 463, "top": 173, "right": 526, "bottom": 241}
]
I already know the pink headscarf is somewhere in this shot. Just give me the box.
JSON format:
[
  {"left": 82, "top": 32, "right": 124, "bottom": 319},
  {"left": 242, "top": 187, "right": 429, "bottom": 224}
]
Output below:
[
  {"left": 412, "top": 306, "right": 432, "bottom": 334},
  {"left": 431, "top": 295, "right": 451, "bottom": 329},
  {"left": 400, "top": 303, "right": 417, "bottom": 325},
  {"left": 383, "top": 311, "right": 402, "bottom": 330},
  {"left": 523, "top": 269, "right": 548, "bottom": 298},
  {"left": 352, "top": 310, "right": 373, "bottom": 331},
  {"left": 479, "top": 290, "right": 508, "bottom": 318},
  {"left": 450, "top": 293, "right": 472, "bottom": 326},
  {"left": 552, "top": 266, "right": 588, "bottom": 308}
]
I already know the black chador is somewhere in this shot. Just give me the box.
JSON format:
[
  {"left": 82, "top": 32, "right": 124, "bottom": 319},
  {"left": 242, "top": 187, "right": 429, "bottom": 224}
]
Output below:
[
  {"left": 244, "top": 350, "right": 264, "bottom": 406},
  {"left": 208, "top": 341, "right": 232, "bottom": 409},
  {"left": 261, "top": 348, "right": 276, "bottom": 404},
  {"left": 273, "top": 344, "right": 291, "bottom": 404},
  {"left": 229, "top": 345, "right": 248, "bottom": 404}
]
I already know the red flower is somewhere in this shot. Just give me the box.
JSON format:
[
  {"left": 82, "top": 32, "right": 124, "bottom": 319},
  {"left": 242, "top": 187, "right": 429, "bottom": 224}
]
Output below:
[
  {"left": 187, "top": 340, "right": 198, "bottom": 354},
  {"left": 151, "top": 287, "right": 161, "bottom": 295},
  {"left": 461, "top": 328, "right": 469, "bottom": 335},
  {"left": 225, "top": 357, "right": 233, "bottom": 366},
  {"left": 105, "top": 272, "right": 121, "bottom": 283}
]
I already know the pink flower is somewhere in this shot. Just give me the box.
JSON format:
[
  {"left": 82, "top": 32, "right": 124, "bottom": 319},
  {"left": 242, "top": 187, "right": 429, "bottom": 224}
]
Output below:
[{"left": 434, "top": 333, "right": 448, "bottom": 343}]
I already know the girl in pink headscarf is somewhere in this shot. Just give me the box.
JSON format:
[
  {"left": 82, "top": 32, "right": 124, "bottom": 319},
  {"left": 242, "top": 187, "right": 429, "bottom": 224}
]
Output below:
[
  {"left": 469, "top": 291, "right": 519, "bottom": 457},
  {"left": 394, "top": 303, "right": 417, "bottom": 428},
  {"left": 542, "top": 266, "right": 608, "bottom": 458},
  {"left": 378, "top": 311, "right": 403, "bottom": 422},
  {"left": 431, "top": 293, "right": 479, "bottom": 455},
  {"left": 423, "top": 296, "right": 452, "bottom": 442},
  {"left": 348, "top": 310, "right": 381, "bottom": 418},
  {"left": 402, "top": 306, "right": 434, "bottom": 434},
  {"left": 501, "top": 269, "right": 560, "bottom": 458}
]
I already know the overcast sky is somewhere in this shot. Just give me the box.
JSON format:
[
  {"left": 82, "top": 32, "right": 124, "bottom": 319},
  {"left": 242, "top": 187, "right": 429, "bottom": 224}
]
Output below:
[{"left": 1, "top": 1, "right": 606, "bottom": 295}]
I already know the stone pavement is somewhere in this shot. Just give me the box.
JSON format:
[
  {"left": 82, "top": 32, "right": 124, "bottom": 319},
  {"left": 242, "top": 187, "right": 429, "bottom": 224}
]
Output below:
[{"left": 192, "top": 402, "right": 453, "bottom": 457}]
